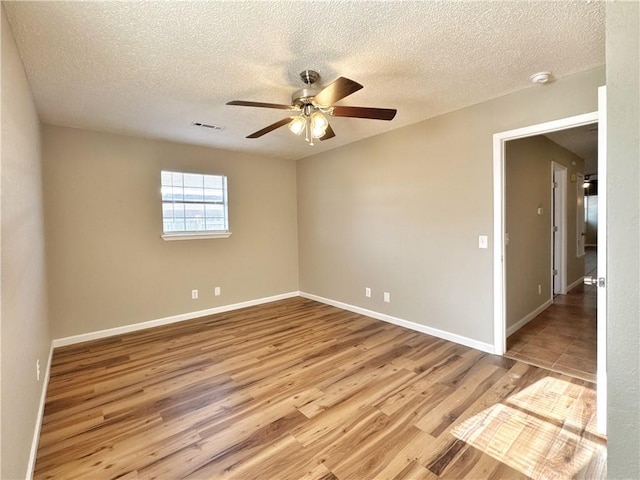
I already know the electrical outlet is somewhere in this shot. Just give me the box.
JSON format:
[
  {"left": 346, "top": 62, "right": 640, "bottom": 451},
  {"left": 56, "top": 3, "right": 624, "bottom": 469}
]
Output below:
[
  {"left": 214, "top": 286, "right": 221, "bottom": 296},
  {"left": 191, "top": 289, "right": 198, "bottom": 299},
  {"left": 36, "top": 359, "right": 41, "bottom": 382},
  {"left": 384, "top": 292, "right": 390, "bottom": 303},
  {"left": 365, "top": 287, "right": 371, "bottom": 298}
]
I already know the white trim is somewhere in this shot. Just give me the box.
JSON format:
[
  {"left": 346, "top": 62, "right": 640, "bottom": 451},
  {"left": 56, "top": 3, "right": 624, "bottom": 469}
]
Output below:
[
  {"left": 52, "top": 292, "right": 299, "bottom": 347},
  {"left": 493, "top": 111, "right": 598, "bottom": 356},
  {"left": 506, "top": 299, "right": 553, "bottom": 337},
  {"left": 552, "top": 162, "right": 568, "bottom": 295},
  {"left": 596, "top": 86, "right": 607, "bottom": 435},
  {"left": 493, "top": 133, "right": 506, "bottom": 355},
  {"left": 567, "top": 276, "right": 585, "bottom": 292},
  {"left": 300, "top": 292, "right": 495, "bottom": 354},
  {"left": 26, "top": 344, "right": 53, "bottom": 480},
  {"left": 161, "top": 232, "right": 231, "bottom": 241}
]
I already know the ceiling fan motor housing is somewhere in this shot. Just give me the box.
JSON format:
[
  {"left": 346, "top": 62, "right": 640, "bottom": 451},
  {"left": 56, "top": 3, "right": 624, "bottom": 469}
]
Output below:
[
  {"left": 299, "top": 70, "right": 320, "bottom": 85},
  {"left": 292, "top": 87, "right": 320, "bottom": 107},
  {"left": 292, "top": 70, "right": 321, "bottom": 106}
]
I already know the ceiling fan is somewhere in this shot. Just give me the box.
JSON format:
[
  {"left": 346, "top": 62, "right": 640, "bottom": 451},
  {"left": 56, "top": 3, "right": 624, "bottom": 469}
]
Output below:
[{"left": 227, "top": 70, "right": 397, "bottom": 146}]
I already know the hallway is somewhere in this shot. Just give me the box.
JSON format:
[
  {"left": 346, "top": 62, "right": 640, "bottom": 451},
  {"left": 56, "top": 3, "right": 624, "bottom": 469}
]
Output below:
[{"left": 505, "top": 248, "right": 597, "bottom": 382}]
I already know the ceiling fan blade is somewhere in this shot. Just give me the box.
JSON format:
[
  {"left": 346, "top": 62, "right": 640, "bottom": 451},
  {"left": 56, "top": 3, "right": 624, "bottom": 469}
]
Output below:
[
  {"left": 320, "top": 124, "right": 335, "bottom": 141},
  {"left": 313, "top": 77, "right": 363, "bottom": 106},
  {"left": 330, "top": 106, "right": 397, "bottom": 121},
  {"left": 227, "top": 100, "right": 295, "bottom": 110},
  {"left": 246, "top": 118, "right": 292, "bottom": 138}
]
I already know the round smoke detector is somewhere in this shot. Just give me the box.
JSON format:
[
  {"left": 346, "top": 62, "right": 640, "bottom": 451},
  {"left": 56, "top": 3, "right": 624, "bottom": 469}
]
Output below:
[{"left": 530, "top": 71, "right": 553, "bottom": 84}]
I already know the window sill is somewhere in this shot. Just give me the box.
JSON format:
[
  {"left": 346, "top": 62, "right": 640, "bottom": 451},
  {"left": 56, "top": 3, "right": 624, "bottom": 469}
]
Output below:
[{"left": 161, "top": 232, "right": 232, "bottom": 241}]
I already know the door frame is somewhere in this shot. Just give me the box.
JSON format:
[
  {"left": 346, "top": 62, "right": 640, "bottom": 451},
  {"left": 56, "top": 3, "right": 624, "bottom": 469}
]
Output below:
[
  {"left": 552, "top": 162, "right": 568, "bottom": 295},
  {"left": 492, "top": 110, "right": 598, "bottom": 353},
  {"left": 493, "top": 109, "right": 604, "bottom": 432}
]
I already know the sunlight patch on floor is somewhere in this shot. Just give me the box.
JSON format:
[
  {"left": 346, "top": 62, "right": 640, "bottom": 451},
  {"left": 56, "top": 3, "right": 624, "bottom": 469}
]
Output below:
[{"left": 451, "top": 377, "right": 606, "bottom": 479}]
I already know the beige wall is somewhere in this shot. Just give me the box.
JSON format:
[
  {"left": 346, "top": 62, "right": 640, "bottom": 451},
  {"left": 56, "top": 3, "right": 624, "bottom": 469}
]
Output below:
[
  {"left": 606, "top": 1, "right": 640, "bottom": 477},
  {"left": 43, "top": 126, "right": 299, "bottom": 339},
  {"left": 505, "top": 136, "right": 585, "bottom": 329},
  {"left": 297, "top": 66, "right": 604, "bottom": 345},
  {"left": 1, "top": 6, "right": 51, "bottom": 479}
]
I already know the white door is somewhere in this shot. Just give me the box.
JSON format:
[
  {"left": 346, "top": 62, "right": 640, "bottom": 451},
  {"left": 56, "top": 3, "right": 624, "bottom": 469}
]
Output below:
[
  {"left": 552, "top": 163, "right": 567, "bottom": 295},
  {"left": 594, "top": 86, "right": 607, "bottom": 434}
]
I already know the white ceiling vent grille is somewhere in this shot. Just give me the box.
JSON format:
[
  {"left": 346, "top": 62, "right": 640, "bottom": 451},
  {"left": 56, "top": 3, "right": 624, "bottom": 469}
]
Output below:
[{"left": 192, "top": 121, "right": 224, "bottom": 131}]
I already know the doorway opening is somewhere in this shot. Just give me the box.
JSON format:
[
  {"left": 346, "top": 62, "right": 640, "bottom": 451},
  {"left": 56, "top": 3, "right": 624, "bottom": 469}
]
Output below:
[
  {"left": 493, "top": 97, "right": 606, "bottom": 433},
  {"left": 500, "top": 125, "right": 597, "bottom": 383}
]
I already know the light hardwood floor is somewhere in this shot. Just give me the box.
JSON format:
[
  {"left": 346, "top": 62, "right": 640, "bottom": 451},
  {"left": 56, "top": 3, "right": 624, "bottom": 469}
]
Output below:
[{"left": 35, "top": 297, "right": 605, "bottom": 479}]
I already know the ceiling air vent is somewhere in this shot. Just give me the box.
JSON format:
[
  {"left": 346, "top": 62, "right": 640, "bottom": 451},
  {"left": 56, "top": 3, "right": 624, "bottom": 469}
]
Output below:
[{"left": 192, "top": 121, "right": 224, "bottom": 131}]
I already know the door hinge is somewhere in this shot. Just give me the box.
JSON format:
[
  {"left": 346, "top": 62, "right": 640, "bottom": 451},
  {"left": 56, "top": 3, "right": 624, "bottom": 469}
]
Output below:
[
  {"left": 553, "top": 226, "right": 558, "bottom": 232},
  {"left": 553, "top": 269, "right": 558, "bottom": 275},
  {"left": 552, "top": 181, "right": 558, "bottom": 188}
]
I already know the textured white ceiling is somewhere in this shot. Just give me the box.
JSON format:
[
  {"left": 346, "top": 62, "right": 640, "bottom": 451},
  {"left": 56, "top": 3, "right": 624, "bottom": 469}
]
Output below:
[{"left": 4, "top": 1, "right": 605, "bottom": 160}]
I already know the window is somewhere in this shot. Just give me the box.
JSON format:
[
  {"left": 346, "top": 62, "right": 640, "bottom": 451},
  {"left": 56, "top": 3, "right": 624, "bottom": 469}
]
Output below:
[{"left": 161, "top": 170, "right": 230, "bottom": 240}]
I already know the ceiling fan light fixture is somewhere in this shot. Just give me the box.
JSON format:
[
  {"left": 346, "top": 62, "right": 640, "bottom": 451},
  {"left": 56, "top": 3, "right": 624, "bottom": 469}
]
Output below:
[
  {"left": 288, "top": 115, "right": 306, "bottom": 135},
  {"left": 310, "top": 111, "right": 329, "bottom": 138},
  {"left": 228, "top": 71, "right": 397, "bottom": 142}
]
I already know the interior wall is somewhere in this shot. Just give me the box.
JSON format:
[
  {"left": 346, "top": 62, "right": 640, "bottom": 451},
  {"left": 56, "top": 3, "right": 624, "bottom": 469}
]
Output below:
[
  {"left": 606, "top": 1, "right": 640, "bottom": 478},
  {"left": 297, "top": 66, "right": 604, "bottom": 346},
  {"left": 505, "top": 136, "right": 585, "bottom": 329},
  {"left": 43, "top": 126, "right": 299, "bottom": 339},
  {"left": 0, "top": 6, "right": 51, "bottom": 479}
]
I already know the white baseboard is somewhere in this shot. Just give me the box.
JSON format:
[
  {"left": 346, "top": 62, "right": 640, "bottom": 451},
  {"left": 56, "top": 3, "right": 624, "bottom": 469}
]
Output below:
[
  {"left": 506, "top": 299, "right": 553, "bottom": 337},
  {"left": 300, "top": 292, "right": 495, "bottom": 354},
  {"left": 567, "top": 276, "right": 585, "bottom": 292},
  {"left": 52, "top": 292, "right": 299, "bottom": 348},
  {"left": 26, "top": 343, "right": 53, "bottom": 480}
]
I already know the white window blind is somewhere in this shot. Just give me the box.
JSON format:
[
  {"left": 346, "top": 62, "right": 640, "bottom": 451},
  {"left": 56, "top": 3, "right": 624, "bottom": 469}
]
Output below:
[{"left": 161, "top": 171, "right": 229, "bottom": 237}]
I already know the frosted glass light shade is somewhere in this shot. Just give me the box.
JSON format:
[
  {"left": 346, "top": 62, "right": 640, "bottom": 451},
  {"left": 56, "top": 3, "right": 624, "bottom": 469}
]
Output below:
[
  {"left": 310, "top": 112, "right": 328, "bottom": 138},
  {"left": 288, "top": 116, "right": 306, "bottom": 135}
]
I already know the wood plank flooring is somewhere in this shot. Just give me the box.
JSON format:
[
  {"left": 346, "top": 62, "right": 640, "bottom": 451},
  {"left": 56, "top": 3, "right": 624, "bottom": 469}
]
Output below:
[{"left": 35, "top": 297, "right": 606, "bottom": 479}]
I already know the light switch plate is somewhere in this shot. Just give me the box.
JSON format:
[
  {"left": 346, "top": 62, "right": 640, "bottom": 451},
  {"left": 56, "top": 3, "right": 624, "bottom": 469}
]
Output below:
[{"left": 478, "top": 235, "right": 488, "bottom": 249}]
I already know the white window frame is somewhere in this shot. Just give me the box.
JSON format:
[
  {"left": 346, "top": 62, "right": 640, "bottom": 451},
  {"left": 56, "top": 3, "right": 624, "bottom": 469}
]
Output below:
[{"left": 160, "top": 170, "right": 231, "bottom": 241}]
